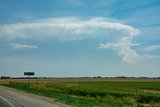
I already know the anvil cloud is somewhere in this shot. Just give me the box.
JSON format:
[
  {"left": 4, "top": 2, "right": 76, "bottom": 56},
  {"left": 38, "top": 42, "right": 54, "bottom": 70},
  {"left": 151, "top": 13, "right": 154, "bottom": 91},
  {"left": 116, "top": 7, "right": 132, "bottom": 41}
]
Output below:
[{"left": 0, "top": 17, "right": 140, "bottom": 63}]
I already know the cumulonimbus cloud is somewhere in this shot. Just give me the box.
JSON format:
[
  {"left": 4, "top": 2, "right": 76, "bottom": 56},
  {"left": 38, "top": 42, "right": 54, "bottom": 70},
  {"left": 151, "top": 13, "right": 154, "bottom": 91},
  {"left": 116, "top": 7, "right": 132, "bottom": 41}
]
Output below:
[
  {"left": 0, "top": 17, "right": 140, "bottom": 63},
  {"left": 0, "top": 17, "right": 139, "bottom": 40},
  {"left": 99, "top": 37, "right": 139, "bottom": 63},
  {"left": 8, "top": 43, "right": 38, "bottom": 49}
]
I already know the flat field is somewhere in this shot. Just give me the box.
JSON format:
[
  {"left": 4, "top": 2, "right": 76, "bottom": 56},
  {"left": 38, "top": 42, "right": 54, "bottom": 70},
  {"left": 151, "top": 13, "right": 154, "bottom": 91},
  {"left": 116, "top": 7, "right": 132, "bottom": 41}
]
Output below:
[
  {"left": 0, "top": 78, "right": 160, "bottom": 84},
  {"left": 1, "top": 78, "right": 160, "bottom": 107}
]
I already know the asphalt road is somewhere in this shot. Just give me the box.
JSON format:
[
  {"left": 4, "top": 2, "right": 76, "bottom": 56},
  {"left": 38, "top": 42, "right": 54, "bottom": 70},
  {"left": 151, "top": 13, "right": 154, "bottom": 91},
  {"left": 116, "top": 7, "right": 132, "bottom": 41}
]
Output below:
[{"left": 0, "top": 85, "right": 69, "bottom": 107}]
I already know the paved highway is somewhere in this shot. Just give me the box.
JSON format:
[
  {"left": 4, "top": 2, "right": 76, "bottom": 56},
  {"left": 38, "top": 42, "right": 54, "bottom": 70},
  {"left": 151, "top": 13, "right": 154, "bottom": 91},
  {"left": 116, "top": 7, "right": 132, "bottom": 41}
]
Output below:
[{"left": 0, "top": 85, "right": 69, "bottom": 107}]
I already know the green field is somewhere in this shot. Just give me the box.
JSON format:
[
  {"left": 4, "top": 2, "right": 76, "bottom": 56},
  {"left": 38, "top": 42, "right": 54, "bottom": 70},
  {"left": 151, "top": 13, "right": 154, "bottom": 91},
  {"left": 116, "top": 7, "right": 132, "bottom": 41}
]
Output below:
[{"left": 4, "top": 81, "right": 160, "bottom": 107}]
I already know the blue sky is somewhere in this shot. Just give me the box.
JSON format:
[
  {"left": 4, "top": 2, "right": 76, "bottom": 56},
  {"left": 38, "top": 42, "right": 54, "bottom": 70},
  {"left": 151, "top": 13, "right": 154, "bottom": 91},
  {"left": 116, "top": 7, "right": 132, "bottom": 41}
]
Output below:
[{"left": 0, "top": 0, "right": 160, "bottom": 77}]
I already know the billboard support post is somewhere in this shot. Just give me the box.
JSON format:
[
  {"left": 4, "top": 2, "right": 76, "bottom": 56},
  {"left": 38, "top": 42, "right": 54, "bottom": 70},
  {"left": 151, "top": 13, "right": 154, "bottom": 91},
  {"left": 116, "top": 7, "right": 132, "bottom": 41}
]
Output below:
[{"left": 24, "top": 72, "right": 35, "bottom": 83}]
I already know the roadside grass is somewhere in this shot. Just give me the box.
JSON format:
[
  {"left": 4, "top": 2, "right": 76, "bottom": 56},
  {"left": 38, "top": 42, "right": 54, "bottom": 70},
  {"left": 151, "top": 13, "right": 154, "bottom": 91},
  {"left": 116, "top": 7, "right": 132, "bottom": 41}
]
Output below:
[{"left": 3, "top": 81, "right": 160, "bottom": 107}]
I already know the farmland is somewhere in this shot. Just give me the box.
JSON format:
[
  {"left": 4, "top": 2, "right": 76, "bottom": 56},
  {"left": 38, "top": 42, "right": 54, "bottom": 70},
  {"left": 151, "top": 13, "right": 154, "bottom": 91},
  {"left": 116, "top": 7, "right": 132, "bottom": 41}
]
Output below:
[
  {"left": 0, "top": 77, "right": 160, "bottom": 84},
  {"left": 1, "top": 78, "right": 160, "bottom": 107}
]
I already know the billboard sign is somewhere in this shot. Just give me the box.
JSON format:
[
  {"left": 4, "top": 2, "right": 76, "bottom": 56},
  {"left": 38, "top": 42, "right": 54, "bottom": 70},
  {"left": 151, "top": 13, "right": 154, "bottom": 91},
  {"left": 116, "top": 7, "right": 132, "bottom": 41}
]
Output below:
[{"left": 24, "top": 72, "right": 35, "bottom": 76}]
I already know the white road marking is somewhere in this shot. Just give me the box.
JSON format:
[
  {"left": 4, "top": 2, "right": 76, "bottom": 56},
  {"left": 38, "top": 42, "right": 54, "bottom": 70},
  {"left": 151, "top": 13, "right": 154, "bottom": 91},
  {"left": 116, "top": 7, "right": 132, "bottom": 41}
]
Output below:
[{"left": 0, "top": 96, "right": 15, "bottom": 107}]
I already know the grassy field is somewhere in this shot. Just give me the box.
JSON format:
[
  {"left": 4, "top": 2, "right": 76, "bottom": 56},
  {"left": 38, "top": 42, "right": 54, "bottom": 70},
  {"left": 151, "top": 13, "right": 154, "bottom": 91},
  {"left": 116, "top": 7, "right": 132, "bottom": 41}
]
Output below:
[{"left": 2, "top": 80, "right": 160, "bottom": 107}]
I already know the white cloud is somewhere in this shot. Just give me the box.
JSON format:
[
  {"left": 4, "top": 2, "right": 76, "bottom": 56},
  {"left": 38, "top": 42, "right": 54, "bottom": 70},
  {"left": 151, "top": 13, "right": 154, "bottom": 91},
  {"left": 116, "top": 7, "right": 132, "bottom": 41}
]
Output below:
[
  {"left": 0, "top": 17, "right": 139, "bottom": 41},
  {"left": 8, "top": 43, "right": 38, "bottom": 49},
  {"left": 99, "top": 37, "right": 139, "bottom": 63},
  {"left": 143, "top": 45, "right": 160, "bottom": 51},
  {"left": 142, "top": 54, "right": 160, "bottom": 59},
  {"left": 0, "top": 17, "right": 140, "bottom": 63}
]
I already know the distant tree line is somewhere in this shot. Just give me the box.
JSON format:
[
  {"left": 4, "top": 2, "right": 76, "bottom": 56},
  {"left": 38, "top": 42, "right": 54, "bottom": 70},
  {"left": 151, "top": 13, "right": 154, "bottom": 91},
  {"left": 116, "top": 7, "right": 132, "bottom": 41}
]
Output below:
[{"left": 1, "top": 76, "right": 11, "bottom": 79}]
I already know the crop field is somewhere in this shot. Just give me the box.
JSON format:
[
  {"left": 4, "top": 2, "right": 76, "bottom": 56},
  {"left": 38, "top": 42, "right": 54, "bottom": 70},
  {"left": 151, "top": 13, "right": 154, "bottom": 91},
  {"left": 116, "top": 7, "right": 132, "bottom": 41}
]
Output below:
[
  {"left": 0, "top": 78, "right": 160, "bottom": 84},
  {"left": 2, "top": 78, "right": 160, "bottom": 107}
]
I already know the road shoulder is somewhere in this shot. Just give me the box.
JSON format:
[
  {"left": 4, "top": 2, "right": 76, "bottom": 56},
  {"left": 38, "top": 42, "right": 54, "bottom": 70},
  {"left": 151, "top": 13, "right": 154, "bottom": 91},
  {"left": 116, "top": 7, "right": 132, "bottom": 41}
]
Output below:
[{"left": 0, "top": 85, "right": 69, "bottom": 107}]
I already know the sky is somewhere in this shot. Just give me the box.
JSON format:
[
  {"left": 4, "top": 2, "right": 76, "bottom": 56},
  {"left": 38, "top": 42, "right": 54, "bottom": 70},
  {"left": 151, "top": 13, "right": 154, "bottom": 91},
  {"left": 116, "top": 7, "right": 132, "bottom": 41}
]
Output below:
[{"left": 0, "top": 0, "right": 160, "bottom": 77}]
